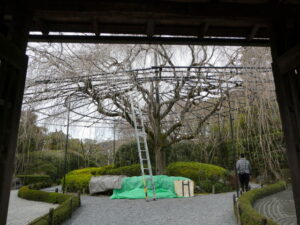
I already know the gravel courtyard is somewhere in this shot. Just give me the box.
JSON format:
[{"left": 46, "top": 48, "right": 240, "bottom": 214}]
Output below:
[
  {"left": 7, "top": 190, "right": 58, "bottom": 225},
  {"left": 63, "top": 192, "right": 237, "bottom": 225},
  {"left": 254, "top": 187, "right": 297, "bottom": 225}
]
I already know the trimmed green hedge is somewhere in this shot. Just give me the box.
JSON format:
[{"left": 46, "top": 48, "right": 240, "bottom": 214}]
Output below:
[
  {"left": 166, "top": 161, "right": 232, "bottom": 193},
  {"left": 64, "top": 164, "right": 140, "bottom": 193},
  {"left": 237, "top": 181, "right": 286, "bottom": 225},
  {"left": 18, "top": 186, "right": 80, "bottom": 225},
  {"left": 65, "top": 162, "right": 231, "bottom": 194},
  {"left": 16, "top": 175, "right": 52, "bottom": 185},
  {"left": 29, "top": 182, "right": 53, "bottom": 190},
  {"left": 94, "top": 164, "right": 140, "bottom": 176},
  {"left": 63, "top": 173, "right": 92, "bottom": 194}
]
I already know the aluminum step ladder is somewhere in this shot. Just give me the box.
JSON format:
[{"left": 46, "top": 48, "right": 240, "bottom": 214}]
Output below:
[{"left": 130, "top": 95, "right": 156, "bottom": 201}]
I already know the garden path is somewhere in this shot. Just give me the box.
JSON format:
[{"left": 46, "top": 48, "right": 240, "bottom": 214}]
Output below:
[
  {"left": 61, "top": 191, "right": 237, "bottom": 225},
  {"left": 254, "top": 186, "right": 297, "bottom": 225},
  {"left": 6, "top": 190, "right": 58, "bottom": 225}
]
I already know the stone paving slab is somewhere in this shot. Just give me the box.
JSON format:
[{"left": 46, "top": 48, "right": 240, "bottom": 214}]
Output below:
[
  {"left": 254, "top": 187, "right": 297, "bottom": 225},
  {"left": 7, "top": 190, "right": 58, "bottom": 225},
  {"left": 62, "top": 192, "right": 237, "bottom": 225}
]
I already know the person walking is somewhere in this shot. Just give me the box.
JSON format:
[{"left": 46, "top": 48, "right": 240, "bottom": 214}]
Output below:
[{"left": 236, "top": 153, "right": 251, "bottom": 192}]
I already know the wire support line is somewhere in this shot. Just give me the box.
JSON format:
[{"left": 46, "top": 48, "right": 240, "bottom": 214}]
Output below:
[
  {"left": 24, "top": 65, "right": 277, "bottom": 136},
  {"left": 27, "top": 66, "right": 273, "bottom": 84},
  {"left": 35, "top": 122, "right": 132, "bottom": 129}
]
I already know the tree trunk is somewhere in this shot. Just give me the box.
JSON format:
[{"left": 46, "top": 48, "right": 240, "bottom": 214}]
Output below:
[{"left": 154, "top": 145, "right": 166, "bottom": 174}]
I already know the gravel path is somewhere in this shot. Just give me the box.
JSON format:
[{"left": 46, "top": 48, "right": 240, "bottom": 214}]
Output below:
[
  {"left": 254, "top": 187, "right": 297, "bottom": 225},
  {"left": 62, "top": 192, "right": 237, "bottom": 225},
  {"left": 6, "top": 190, "right": 58, "bottom": 225}
]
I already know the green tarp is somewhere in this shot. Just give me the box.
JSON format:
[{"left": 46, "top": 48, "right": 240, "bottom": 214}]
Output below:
[{"left": 111, "top": 175, "right": 190, "bottom": 199}]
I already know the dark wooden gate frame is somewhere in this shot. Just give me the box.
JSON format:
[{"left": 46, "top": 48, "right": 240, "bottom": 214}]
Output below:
[
  {"left": 270, "top": 16, "right": 300, "bottom": 225},
  {"left": 1, "top": 2, "right": 300, "bottom": 225},
  {"left": 0, "top": 2, "right": 31, "bottom": 225}
]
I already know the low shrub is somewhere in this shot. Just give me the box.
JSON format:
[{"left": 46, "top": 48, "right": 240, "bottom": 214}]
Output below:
[
  {"left": 166, "top": 161, "right": 232, "bottom": 193},
  {"left": 91, "top": 165, "right": 116, "bottom": 175},
  {"left": 63, "top": 165, "right": 115, "bottom": 193},
  {"left": 63, "top": 173, "right": 93, "bottom": 193},
  {"left": 18, "top": 186, "right": 69, "bottom": 204},
  {"left": 29, "top": 182, "right": 52, "bottom": 190},
  {"left": 200, "top": 180, "right": 233, "bottom": 193},
  {"left": 16, "top": 175, "right": 52, "bottom": 185},
  {"left": 237, "top": 181, "right": 286, "bottom": 225},
  {"left": 67, "top": 166, "right": 110, "bottom": 176},
  {"left": 18, "top": 186, "right": 80, "bottom": 225},
  {"left": 96, "top": 164, "right": 140, "bottom": 176},
  {"left": 64, "top": 164, "right": 141, "bottom": 193}
]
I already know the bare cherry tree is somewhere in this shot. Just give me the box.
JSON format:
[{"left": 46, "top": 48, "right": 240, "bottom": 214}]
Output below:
[{"left": 25, "top": 44, "right": 240, "bottom": 174}]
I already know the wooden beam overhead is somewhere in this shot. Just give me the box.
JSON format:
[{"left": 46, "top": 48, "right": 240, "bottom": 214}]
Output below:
[
  {"left": 198, "top": 23, "right": 209, "bottom": 38},
  {"left": 27, "top": 23, "right": 270, "bottom": 40},
  {"left": 28, "top": 34, "right": 270, "bottom": 46},
  {"left": 247, "top": 24, "right": 260, "bottom": 41},
  {"left": 146, "top": 20, "right": 155, "bottom": 38},
  {"left": 33, "top": 18, "right": 49, "bottom": 35},
  {"left": 27, "top": 1, "right": 300, "bottom": 19},
  {"left": 93, "top": 17, "right": 100, "bottom": 36},
  {"left": 4, "top": 1, "right": 299, "bottom": 43}
]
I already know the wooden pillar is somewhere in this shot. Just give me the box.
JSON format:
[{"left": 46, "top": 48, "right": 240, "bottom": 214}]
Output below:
[
  {"left": 270, "top": 16, "right": 300, "bottom": 225},
  {"left": 0, "top": 2, "right": 30, "bottom": 225}
]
